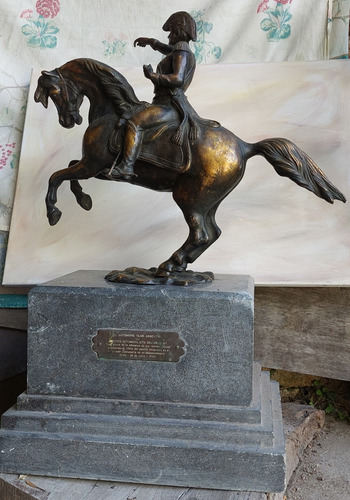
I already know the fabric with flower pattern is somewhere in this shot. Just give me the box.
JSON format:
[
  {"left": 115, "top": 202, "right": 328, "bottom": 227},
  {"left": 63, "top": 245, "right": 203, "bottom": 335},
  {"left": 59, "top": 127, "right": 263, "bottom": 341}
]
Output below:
[
  {"left": 190, "top": 10, "right": 222, "bottom": 63},
  {"left": 259, "top": 0, "right": 293, "bottom": 42},
  {"left": 20, "top": 0, "right": 60, "bottom": 49},
  {"left": 36, "top": 0, "right": 60, "bottom": 18},
  {"left": 102, "top": 33, "right": 128, "bottom": 59}
]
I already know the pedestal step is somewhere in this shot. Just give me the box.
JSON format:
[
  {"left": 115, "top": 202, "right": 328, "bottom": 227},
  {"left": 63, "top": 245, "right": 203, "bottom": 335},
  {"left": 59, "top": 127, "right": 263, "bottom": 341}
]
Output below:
[{"left": 0, "top": 370, "right": 285, "bottom": 492}]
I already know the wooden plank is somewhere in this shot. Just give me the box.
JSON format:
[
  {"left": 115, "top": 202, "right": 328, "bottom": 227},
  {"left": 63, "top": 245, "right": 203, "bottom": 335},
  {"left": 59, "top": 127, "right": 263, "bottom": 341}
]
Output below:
[
  {"left": 0, "top": 285, "right": 32, "bottom": 296},
  {"left": 255, "top": 287, "right": 350, "bottom": 381},
  {"left": 0, "top": 476, "right": 137, "bottom": 499},
  {"left": 0, "top": 476, "right": 48, "bottom": 500},
  {"left": 0, "top": 308, "right": 27, "bottom": 330},
  {"left": 0, "top": 474, "right": 270, "bottom": 500},
  {"left": 0, "top": 285, "right": 31, "bottom": 330},
  {"left": 125, "top": 484, "right": 188, "bottom": 500},
  {"left": 33, "top": 478, "right": 139, "bottom": 500},
  {"left": 0, "top": 475, "right": 189, "bottom": 500},
  {"left": 179, "top": 489, "right": 266, "bottom": 499}
]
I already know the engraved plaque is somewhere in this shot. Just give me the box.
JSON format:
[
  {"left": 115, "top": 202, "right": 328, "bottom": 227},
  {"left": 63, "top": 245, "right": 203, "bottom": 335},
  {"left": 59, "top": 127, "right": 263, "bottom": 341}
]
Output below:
[{"left": 92, "top": 329, "right": 186, "bottom": 362}]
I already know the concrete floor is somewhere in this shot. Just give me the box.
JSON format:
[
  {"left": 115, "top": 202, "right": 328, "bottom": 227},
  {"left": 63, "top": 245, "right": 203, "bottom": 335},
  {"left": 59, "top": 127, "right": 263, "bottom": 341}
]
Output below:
[{"left": 286, "top": 416, "right": 350, "bottom": 499}]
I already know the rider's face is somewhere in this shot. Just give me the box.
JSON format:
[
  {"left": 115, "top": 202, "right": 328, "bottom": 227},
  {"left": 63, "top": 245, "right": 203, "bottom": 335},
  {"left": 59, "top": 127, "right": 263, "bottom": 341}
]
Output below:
[{"left": 168, "top": 27, "right": 183, "bottom": 45}]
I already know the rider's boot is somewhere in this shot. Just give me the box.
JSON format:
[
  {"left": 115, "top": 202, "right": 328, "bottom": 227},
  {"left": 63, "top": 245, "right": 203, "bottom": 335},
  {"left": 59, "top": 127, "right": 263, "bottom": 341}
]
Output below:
[{"left": 108, "top": 122, "right": 140, "bottom": 181}]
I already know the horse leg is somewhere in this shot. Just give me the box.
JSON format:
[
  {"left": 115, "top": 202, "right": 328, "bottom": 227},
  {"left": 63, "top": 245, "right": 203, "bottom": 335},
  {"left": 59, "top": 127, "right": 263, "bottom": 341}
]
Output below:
[
  {"left": 185, "top": 203, "right": 222, "bottom": 265},
  {"left": 46, "top": 157, "right": 94, "bottom": 226},
  {"left": 156, "top": 160, "right": 237, "bottom": 276},
  {"left": 156, "top": 210, "right": 212, "bottom": 276},
  {"left": 68, "top": 160, "right": 93, "bottom": 211}
]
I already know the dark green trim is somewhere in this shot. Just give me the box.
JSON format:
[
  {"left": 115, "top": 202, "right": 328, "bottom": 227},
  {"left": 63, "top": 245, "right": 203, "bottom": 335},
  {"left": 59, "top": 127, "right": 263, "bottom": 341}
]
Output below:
[{"left": 0, "top": 295, "right": 28, "bottom": 309}]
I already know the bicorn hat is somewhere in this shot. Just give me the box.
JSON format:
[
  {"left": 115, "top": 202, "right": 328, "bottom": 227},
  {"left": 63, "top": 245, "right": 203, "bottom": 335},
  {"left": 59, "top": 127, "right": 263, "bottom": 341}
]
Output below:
[{"left": 163, "top": 11, "right": 197, "bottom": 42}]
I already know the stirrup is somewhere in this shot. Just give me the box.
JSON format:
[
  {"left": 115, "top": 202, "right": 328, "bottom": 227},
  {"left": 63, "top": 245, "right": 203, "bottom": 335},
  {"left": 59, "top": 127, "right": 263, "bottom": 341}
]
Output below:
[{"left": 107, "top": 159, "right": 136, "bottom": 181}]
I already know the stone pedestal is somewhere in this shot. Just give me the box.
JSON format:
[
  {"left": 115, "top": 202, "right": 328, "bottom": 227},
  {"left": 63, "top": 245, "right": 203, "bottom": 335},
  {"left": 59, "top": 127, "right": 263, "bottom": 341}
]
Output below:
[{"left": 0, "top": 271, "right": 285, "bottom": 492}]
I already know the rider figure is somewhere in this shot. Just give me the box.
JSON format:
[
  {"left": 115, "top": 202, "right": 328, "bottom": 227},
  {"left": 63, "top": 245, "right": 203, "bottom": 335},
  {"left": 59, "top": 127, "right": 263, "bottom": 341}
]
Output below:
[{"left": 109, "top": 11, "right": 197, "bottom": 181}]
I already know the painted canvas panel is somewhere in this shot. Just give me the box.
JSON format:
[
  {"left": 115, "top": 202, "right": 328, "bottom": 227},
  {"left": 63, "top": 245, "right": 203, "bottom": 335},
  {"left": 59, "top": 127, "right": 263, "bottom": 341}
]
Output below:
[{"left": 3, "top": 60, "right": 349, "bottom": 285}]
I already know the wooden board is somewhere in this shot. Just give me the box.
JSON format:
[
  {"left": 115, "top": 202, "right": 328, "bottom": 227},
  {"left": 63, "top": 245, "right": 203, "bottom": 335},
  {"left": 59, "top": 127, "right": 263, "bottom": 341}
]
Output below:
[
  {"left": 0, "top": 476, "right": 274, "bottom": 500},
  {"left": 255, "top": 287, "right": 350, "bottom": 381},
  {"left": 0, "top": 309, "right": 28, "bottom": 331}
]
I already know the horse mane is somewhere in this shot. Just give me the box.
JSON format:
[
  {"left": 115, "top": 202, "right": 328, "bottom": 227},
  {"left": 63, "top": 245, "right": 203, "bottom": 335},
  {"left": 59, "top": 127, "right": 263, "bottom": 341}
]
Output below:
[{"left": 75, "top": 58, "right": 144, "bottom": 118}]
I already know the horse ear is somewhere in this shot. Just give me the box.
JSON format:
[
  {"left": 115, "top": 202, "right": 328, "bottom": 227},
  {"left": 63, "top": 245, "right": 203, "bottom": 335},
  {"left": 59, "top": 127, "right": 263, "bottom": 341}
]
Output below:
[
  {"left": 34, "top": 85, "right": 48, "bottom": 108},
  {"left": 41, "top": 70, "right": 59, "bottom": 79},
  {"left": 35, "top": 70, "right": 60, "bottom": 108}
]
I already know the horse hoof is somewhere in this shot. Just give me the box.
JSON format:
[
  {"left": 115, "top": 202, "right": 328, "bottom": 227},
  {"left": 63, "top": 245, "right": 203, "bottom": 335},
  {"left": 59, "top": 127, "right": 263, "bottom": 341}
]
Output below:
[
  {"left": 79, "top": 193, "right": 92, "bottom": 211},
  {"left": 47, "top": 207, "right": 62, "bottom": 226},
  {"left": 156, "top": 262, "right": 186, "bottom": 276},
  {"left": 155, "top": 268, "right": 171, "bottom": 278}
]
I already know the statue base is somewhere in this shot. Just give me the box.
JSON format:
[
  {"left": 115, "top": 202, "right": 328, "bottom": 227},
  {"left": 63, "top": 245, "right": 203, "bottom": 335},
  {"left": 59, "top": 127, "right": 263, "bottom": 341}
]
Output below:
[{"left": 0, "top": 270, "right": 285, "bottom": 492}]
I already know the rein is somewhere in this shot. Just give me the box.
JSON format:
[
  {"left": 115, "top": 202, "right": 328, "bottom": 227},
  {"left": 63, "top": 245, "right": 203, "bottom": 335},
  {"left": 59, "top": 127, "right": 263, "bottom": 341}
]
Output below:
[{"left": 88, "top": 113, "right": 118, "bottom": 128}]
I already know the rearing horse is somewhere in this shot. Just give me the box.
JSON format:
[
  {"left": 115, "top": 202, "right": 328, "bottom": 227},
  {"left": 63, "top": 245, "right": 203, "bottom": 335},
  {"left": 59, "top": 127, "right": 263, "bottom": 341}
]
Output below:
[{"left": 34, "top": 58, "right": 345, "bottom": 279}]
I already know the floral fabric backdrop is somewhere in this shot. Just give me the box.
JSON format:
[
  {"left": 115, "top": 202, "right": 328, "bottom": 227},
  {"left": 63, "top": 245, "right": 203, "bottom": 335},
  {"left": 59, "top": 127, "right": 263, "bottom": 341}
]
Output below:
[{"left": 0, "top": 0, "right": 349, "bottom": 279}]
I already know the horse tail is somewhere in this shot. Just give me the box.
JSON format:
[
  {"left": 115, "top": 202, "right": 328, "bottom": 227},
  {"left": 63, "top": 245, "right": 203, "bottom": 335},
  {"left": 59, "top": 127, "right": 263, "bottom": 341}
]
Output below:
[{"left": 248, "top": 137, "right": 346, "bottom": 204}]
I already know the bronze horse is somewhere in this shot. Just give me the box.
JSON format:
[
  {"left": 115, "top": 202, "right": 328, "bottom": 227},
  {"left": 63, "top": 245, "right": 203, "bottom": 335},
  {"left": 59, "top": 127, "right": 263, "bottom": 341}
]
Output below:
[{"left": 34, "top": 58, "right": 345, "bottom": 282}]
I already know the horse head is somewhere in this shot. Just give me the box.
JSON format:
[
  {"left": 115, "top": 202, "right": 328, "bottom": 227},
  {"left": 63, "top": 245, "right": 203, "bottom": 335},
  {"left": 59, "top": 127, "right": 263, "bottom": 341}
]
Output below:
[{"left": 34, "top": 69, "right": 84, "bottom": 129}]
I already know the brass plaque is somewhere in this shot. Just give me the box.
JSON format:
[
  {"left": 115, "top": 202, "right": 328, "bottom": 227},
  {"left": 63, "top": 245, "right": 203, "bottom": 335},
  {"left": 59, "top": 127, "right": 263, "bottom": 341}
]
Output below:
[{"left": 92, "top": 329, "right": 186, "bottom": 362}]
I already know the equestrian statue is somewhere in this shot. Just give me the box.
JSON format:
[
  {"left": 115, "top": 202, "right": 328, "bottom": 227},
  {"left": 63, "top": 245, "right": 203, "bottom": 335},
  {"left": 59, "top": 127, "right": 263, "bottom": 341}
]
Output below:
[{"left": 34, "top": 11, "right": 346, "bottom": 285}]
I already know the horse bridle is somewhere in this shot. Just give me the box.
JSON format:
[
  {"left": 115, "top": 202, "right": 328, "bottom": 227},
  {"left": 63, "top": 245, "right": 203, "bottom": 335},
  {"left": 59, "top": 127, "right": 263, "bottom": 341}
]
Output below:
[
  {"left": 55, "top": 68, "right": 69, "bottom": 101},
  {"left": 54, "top": 68, "right": 82, "bottom": 115}
]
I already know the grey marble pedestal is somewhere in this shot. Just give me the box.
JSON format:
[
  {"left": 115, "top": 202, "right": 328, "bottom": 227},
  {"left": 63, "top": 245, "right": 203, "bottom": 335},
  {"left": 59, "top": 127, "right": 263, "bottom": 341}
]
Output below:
[{"left": 0, "top": 270, "right": 285, "bottom": 492}]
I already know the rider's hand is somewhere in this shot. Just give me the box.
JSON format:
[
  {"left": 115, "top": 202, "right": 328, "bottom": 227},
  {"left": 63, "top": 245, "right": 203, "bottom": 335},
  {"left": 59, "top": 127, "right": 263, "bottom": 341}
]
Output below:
[
  {"left": 134, "top": 37, "right": 151, "bottom": 47},
  {"left": 143, "top": 64, "right": 154, "bottom": 80},
  {"left": 135, "top": 38, "right": 159, "bottom": 51}
]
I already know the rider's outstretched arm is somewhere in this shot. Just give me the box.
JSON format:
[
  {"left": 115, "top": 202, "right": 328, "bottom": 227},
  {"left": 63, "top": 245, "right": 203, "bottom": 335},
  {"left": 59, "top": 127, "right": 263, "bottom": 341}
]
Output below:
[
  {"left": 150, "top": 39, "right": 172, "bottom": 55},
  {"left": 134, "top": 37, "right": 172, "bottom": 56}
]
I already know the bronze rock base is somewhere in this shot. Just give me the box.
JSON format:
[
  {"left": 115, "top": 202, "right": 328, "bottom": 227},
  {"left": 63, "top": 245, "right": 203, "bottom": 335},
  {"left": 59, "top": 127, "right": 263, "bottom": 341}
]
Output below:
[{"left": 105, "top": 267, "right": 214, "bottom": 286}]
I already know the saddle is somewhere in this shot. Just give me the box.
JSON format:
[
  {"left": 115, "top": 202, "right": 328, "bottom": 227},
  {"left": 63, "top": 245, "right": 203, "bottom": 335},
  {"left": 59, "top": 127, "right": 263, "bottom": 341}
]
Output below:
[{"left": 109, "top": 120, "right": 193, "bottom": 173}]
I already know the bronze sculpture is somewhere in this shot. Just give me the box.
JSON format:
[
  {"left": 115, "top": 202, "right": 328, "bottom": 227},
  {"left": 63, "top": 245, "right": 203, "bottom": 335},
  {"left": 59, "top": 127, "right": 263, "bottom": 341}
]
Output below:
[{"left": 34, "top": 12, "right": 346, "bottom": 285}]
